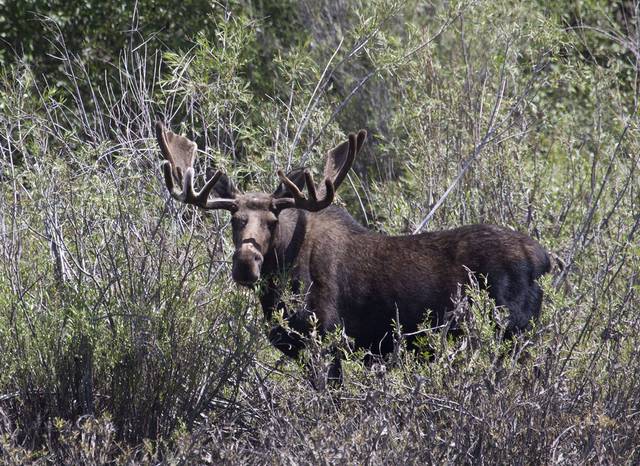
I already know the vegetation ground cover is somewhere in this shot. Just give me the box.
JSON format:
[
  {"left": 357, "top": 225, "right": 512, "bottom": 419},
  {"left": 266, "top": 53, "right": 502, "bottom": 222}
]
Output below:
[{"left": 1, "top": 1, "right": 639, "bottom": 463}]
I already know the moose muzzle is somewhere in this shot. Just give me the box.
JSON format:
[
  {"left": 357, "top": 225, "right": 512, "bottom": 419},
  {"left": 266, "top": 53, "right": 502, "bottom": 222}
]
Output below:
[{"left": 232, "top": 243, "right": 263, "bottom": 286}]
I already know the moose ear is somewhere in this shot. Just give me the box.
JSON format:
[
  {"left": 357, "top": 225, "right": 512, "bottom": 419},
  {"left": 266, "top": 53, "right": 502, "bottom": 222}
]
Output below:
[
  {"left": 323, "top": 129, "right": 367, "bottom": 190},
  {"left": 206, "top": 167, "right": 239, "bottom": 199},
  {"left": 272, "top": 167, "right": 307, "bottom": 198}
]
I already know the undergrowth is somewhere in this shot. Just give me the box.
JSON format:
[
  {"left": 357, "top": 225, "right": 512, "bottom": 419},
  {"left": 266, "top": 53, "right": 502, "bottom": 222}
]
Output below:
[{"left": 1, "top": 0, "right": 639, "bottom": 463}]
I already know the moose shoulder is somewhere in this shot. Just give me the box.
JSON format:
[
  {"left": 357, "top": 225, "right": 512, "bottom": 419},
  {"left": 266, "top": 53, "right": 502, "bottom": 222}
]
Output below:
[{"left": 156, "top": 121, "right": 551, "bottom": 385}]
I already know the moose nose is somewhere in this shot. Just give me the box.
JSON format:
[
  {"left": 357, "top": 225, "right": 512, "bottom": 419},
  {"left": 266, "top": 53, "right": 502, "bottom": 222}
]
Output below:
[{"left": 232, "top": 244, "right": 264, "bottom": 287}]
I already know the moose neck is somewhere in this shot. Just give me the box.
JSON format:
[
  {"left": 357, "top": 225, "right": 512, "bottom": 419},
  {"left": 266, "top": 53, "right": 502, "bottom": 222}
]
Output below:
[{"left": 263, "top": 208, "right": 309, "bottom": 275}]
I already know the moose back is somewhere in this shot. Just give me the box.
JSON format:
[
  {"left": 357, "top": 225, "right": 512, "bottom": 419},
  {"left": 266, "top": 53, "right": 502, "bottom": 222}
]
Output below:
[{"left": 156, "top": 122, "right": 550, "bottom": 385}]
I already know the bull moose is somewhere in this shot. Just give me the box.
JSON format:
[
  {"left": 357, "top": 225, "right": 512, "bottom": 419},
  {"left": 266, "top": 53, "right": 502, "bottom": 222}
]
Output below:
[{"left": 156, "top": 122, "right": 550, "bottom": 386}]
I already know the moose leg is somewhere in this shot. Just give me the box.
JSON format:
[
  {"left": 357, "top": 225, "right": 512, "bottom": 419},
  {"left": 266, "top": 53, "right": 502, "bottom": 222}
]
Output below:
[
  {"left": 303, "top": 345, "right": 342, "bottom": 390},
  {"left": 300, "top": 318, "right": 344, "bottom": 389},
  {"left": 261, "top": 278, "right": 308, "bottom": 359},
  {"left": 311, "top": 299, "right": 346, "bottom": 388},
  {"left": 326, "top": 346, "right": 343, "bottom": 387},
  {"left": 268, "top": 325, "right": 306, "bottom": 359},
  {"left": 268, "top": 321, "right": 340, "bottom": 390}
]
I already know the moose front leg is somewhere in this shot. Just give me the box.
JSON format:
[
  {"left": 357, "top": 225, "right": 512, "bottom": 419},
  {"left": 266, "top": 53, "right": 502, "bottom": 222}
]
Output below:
[
  {"left": 267, "top": 324, "right": 306, "bottom": 359},
  {"left": 305, "top": 273, "right": 346, "bottom": 387},
  {"left": 260, "top": 277, "right": 344, "bottom": 388},
  {"left": 326, "top": 347, "right": 343, "bottom": 388},
  {"left": 260, "top": 277, "right": 308, "bottom": 359},
  {"left": 298, "top": 339, "right": 342, "bottom": 390},
  {"left": 267, "top": 314, "right": 342, "bottom": 389},
  {"left": 306, "top": 289, "right": 344, "bottom": 389}
]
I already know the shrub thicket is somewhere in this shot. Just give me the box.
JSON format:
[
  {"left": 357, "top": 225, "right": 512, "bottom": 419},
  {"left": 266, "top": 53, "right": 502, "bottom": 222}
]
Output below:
[{"left": 1, "top": 0, "right": 639, "bottom": 463}]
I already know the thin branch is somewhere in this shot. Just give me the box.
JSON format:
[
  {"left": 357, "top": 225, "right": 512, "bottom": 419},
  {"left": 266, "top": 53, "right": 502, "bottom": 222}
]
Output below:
[{"left": 412, "top": 55, "right": 508, "bottom": 234}]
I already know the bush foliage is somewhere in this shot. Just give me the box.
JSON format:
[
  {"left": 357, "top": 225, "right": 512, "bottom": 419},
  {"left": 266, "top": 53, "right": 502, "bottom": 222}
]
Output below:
[{"left": 1, "top": 0, "right": 639, "bottom": 463}]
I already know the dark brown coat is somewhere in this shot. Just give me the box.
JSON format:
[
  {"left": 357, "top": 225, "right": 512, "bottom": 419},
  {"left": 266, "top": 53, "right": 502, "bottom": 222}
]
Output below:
[{"left": 261, "top": 206, "right": 550, "bottom": 360}]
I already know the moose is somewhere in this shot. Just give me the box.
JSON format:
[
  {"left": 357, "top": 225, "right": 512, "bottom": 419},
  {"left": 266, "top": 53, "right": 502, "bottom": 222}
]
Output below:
[{"left": 156, "top": 122, "right": 550, "bottom": 386}]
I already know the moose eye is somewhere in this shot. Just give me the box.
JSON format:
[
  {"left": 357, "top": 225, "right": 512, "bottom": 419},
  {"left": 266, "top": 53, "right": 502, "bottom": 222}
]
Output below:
[
  {"left": 232, "top": 217, "right": 248, "bottom": 229},
  {"left": 265, "top": 217, "right": 277, "bottom": 230}
]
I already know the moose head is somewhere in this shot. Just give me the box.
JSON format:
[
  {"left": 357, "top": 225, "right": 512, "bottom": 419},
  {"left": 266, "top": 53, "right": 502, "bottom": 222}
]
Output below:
[{"left": 156, "top": 122, "right": 367, "bottom": 287}]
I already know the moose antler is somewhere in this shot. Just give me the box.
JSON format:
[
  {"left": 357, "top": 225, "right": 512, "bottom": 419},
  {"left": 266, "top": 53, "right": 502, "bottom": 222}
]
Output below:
[
  {"left": 272, "top": 132, "right": 361, "bottom": 212},
  {"left": 156, "top": 121, "right": 237, "bottom": 211},
  {"left": 273, "top": 169, "right": 336, "bottom": 212}
]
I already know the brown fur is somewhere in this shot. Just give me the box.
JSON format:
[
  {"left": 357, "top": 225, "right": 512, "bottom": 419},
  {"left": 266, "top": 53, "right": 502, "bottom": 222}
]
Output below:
[{"left": 260, "top": 207, "right": 550, "bottom": 364}]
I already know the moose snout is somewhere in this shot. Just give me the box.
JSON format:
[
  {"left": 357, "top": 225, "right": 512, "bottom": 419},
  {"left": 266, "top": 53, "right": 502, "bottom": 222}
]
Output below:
[{"left": 232, "top": 244, "right": 264, "bottom": 287}]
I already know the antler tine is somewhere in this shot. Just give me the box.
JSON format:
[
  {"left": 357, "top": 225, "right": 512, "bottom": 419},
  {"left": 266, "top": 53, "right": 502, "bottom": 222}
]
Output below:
[
  {"left": 161, "top": 160, "right": 180, "bottom": 198},
  {"left": 303, "top": 170, "right": 318, "bottom": 201},
  {"left": 181, "top": 167, "right": 197, "bottom": 200},
  {"left": 275, "top": 169, "right": 335, "bottom": 212},
  {"left": 161, "top": 162, "right": 198, "bottom": 204},
  {"left": 156, "top": 121, "right": 176, "bottom": 167},
  {"left": 277, "top": 169, "right": 305, "bottom": 199},
  {"left": 200, "top": 169, "right": 237, "bottom": 210},
  {"left": 303, "top": 170, "right": 335, "bottom": 210},
  {"left": 199, "top": 169, "right": 223, "bottom": 201}
]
